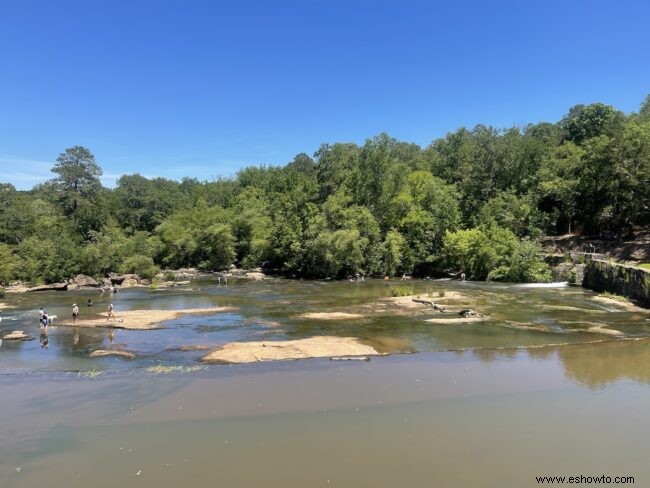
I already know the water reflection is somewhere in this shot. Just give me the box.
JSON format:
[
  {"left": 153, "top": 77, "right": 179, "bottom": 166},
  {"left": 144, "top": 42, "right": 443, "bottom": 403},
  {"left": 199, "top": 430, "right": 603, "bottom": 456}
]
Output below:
[{"left": 558, "top": 339, "right": 650, "bottom": 388}]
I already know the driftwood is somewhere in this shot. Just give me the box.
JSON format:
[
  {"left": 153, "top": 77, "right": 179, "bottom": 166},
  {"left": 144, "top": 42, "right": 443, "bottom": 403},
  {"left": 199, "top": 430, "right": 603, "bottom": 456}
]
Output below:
[
  {"left": 412, "top": 299, "right": 484, "bottom": 318},
  {"left": 412, "top": 298, "right": 446, "bottom": 312}
]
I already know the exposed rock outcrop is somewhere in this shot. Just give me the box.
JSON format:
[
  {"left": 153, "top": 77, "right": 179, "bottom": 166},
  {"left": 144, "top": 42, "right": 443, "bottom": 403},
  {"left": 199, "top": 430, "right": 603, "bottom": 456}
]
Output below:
[
  {"left": 202, "top": 336, "right": 379, "bottom": 364},
  {"left": 89, "top": 349, "right": 136, "bottom": 359},
  {"left": 58, "top": 306, "right": 238, "bottom": 330},
  {"left": 244, "top": 272, "right": 266, "bottom": 281},
  {"left": 552, "top": 262, "right": 586, "bottom": 285},
  {"left": 73, "top": 274, "right": 99, "bottom": 287},
  {"left": 28, "top": 282, "right": 68, "bottom": 292},
  {"left": 299, "top": 312, "right": 365, "bottom": 320},
  {"left": 109, "top": 273, "right": 140, "bottom": 287},
  {"left": 2, "top": 330, "right": 34, "bottom": 341}
]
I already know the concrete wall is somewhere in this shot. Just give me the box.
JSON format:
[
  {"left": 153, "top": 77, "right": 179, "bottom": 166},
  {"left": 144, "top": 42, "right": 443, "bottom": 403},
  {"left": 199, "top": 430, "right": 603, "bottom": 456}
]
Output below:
[{"left": 583, "top": 260, "right": 650, "bottom": 307}]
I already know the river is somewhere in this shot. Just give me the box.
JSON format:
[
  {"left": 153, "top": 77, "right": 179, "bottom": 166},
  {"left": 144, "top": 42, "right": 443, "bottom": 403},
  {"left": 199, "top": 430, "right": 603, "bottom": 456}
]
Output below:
[{"left": 1, "top": 278, "right": 649, "bottom": 486}]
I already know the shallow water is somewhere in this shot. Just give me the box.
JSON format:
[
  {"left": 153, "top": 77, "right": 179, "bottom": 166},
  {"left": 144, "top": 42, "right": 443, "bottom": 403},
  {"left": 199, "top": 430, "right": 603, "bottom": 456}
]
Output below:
[
  {"left": 2, "top": 279, "right": 650, "bottom": 486},
  {"left": 1, "top": 347, "right": 649, "bottom": 488},
  {"left": 1, "top": 278, "right": 649, "bottom": 373}
]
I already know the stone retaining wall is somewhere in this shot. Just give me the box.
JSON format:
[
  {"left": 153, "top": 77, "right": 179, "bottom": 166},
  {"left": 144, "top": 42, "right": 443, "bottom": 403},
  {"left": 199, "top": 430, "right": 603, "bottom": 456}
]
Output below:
[{"left": 583, "top": 260, "right": 650, "bottom": 307}]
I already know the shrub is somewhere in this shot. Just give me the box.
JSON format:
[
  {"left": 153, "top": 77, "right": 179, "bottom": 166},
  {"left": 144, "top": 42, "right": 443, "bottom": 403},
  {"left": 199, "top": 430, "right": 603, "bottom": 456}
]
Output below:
[
  {"left": 120, "top": 255, "right": 159, "bottom": 280},
  {"left": 391, "top": 284, "right": 415, "bottom": 297},
  {"left": 568, "top": 271, "right": 577, "bottom": 285}
]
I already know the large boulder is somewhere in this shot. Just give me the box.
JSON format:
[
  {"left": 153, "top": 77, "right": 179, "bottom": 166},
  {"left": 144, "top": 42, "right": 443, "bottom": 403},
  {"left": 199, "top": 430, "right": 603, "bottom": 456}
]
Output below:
[
  {"left": 244, "top": 272, "right": 266, "bottom": 281},
  {"left": 110, "top": 274, "right": 140, "bottom": 287},
  {"left": 73, "top": 274, "right": 99, "bottom": 287},
  {"left": 28, "top": 282, "right": 68, "bottom": 292}
]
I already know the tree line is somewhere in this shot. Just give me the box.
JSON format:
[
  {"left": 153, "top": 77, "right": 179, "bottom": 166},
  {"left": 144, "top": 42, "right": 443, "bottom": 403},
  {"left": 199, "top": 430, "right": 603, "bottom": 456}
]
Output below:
[{"left": 1, "top": 96, "right": 649, "bottom": 284}]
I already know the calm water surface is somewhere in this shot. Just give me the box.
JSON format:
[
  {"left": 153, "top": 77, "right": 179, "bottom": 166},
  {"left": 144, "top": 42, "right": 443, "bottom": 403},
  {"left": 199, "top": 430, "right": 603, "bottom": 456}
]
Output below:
[
  {"left": 1, "top": 278, "right": 649, "bottom": 373},
  {"left": 1, "top": 278, "right": 649, "bottom": 487}
]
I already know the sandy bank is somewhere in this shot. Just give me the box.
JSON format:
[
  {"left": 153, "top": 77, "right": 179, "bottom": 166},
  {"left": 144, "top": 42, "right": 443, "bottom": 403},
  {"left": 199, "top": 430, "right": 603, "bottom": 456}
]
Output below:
[
  {"left": 0, "top": 302, "right": 16, "bottom": 310},
  {"left": 299, "top": 312, "right": 365, "bottom": 320},
  {"left": 202, "top": 336, "right": 379, "bottom": 364},
  {"left": 59, "top": 306, "right": 238, "bottom": 330},
  {"left": 592, "top": 295, "right": 650, "bottom": 313}
]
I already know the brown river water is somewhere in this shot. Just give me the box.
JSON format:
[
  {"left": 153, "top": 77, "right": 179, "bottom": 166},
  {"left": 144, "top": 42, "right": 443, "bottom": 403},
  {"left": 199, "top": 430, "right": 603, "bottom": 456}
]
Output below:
[{"left": 1, "top": 278, "right": 649, "bottom": 486}]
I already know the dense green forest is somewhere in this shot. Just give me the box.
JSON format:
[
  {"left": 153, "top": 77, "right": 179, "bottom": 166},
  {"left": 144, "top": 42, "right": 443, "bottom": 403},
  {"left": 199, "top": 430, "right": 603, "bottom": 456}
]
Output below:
[{"left": 1, "top": 97, "right": 649, "bottom": 285}]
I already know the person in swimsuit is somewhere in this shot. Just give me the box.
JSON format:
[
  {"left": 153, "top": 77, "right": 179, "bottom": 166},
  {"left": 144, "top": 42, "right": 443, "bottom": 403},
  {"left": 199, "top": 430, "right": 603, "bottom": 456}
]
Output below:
[
  {"left": 72, "top": 304, "right": 79, "bottom": 324},
  {"left": 106, "top": 303, "right": 115, "bottom": 322}
]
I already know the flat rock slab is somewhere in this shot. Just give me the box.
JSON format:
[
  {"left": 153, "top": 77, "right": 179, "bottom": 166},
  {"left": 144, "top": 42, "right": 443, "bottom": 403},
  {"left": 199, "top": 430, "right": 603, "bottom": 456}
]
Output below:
[
  {"left": 5, "top": 285, "right": 30, "bottom": 293},
  {"left": 90, "top": 350, "right": 136, "bottom": 359},
  {"left": 202, "top": 336, "right": 379, "bottom": 364},
  {"left": 586, "top": 324, "right": 625, "bottom": 337},
  {"left": 542, "top": 304, "right": 604, "bottom": 313},
  {"left": 59, "top": 306, "right": 238, "bottom": 330},
  {"left": 425, "top": 316, "right": 489, "bottom": 325},
  {"left": 2, "top": 330, "right": 34, "bottom": 341},
  {"left": 592, "top": 296, "right": 650, "bottom": 313},
  {"left": 166, "top": 344, "right": 213, "bottom": 351},
  {"left": 299, "top": 312, "right": 365, "bottom": 320},
  {"left": 28, "top": 283, "right": 68, "bottom": 292}
]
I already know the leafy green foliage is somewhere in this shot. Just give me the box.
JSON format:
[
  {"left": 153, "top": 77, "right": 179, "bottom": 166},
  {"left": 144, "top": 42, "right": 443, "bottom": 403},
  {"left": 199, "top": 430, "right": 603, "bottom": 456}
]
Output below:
[
  {"left": 121, "top": 255, "right": 160, "bottom": 280},
  {"left": 443, "top": 227, "right": 551, "bottom": 282},
  {"left": 0, "top": 243, "right": 15, "bottom": 285},
  {"left": 3, "top": 95, "right": 649, "bottom": 284},
  {"left": 390, "top": 284, "right": 415, "bottom": 297}
]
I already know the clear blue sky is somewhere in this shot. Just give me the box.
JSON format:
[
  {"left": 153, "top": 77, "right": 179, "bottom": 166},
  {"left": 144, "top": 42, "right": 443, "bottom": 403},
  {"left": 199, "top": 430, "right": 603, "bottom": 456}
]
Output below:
[{"left": 1, "top": 0, "right": 648, "bottom": 189}]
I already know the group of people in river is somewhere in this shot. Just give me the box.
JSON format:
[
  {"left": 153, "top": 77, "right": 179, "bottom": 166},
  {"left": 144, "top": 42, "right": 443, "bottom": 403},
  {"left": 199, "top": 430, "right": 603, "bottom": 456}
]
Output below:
[
  {"left": 34, "top": 288, "right": 118, "bottom": 348},
  {"left": 98, "top": 285, "right": 119, "bottom": 295}
]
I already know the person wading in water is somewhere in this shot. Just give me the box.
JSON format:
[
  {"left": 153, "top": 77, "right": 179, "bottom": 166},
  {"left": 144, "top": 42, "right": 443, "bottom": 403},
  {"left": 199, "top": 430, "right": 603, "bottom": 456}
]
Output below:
[{"left": 72, "top": 304, "right": 79, "bottom": 324}]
